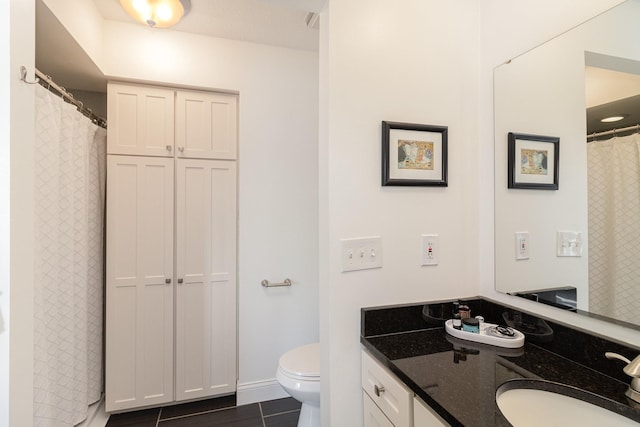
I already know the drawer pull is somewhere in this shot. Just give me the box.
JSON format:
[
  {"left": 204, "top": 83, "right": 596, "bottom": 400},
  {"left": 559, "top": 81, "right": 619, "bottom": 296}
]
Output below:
[{"left": 374, "top": 384, "right": 385, "bottom": 397}]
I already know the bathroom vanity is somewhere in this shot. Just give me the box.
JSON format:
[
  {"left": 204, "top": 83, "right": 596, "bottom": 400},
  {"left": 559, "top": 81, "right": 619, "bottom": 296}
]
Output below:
[{"left": 361, "top": 298, "right": 640, "bottom": 426}]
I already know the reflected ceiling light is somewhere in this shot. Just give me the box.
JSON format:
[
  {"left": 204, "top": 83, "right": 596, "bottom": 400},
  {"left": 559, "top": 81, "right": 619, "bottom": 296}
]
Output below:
[
  {"left": 601, "top": 115, "right": 626, "bottom": 123},
  {"left": 120, "top": 0, "right": 191, "bottom": 28}
]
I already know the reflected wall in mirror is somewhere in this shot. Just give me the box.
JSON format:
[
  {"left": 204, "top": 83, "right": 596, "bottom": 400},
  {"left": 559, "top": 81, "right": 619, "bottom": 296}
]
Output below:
[{"left": 494, "top": 0, "right": 640, "bottom": 329}]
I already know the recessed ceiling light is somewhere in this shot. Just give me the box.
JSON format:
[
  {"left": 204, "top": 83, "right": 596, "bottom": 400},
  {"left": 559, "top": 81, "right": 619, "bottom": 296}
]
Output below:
[{"left": 601, "top": 115, "right": 626, "bottom": 123}]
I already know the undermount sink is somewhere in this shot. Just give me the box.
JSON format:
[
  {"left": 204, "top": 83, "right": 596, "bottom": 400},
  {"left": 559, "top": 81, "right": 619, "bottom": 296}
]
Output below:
[{"left": 496, "top": 379, "right": 640, "bottom": 427}]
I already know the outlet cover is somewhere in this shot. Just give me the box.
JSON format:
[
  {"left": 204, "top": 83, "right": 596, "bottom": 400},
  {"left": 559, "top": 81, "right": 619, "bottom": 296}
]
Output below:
[
  {"left": 421, "top": 234, "right": 439, "bottom": 266},
  {"left": 515, "top": 232, "right": 530, "bottom": 260}
]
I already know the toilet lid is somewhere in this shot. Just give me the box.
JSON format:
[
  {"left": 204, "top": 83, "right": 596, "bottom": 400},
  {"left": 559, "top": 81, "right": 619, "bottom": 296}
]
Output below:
[{"left": 279, "top": 342, "right": 320, "bottom": 378}]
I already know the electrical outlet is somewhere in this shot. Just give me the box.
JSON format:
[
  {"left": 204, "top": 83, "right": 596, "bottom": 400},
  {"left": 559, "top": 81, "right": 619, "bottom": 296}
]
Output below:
[
  {"left": 515, "top": 232, "right": 530, "bottom": 260},
  {"left": 421, "top": 234, "right": 439, "bottom": 266},
  {"left": 340, "top": 236, "right": 382, "bottom": 272}
]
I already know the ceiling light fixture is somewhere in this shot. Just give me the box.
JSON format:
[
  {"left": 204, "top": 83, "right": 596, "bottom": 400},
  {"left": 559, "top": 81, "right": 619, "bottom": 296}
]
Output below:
[
  {"left": 120, "top": 0, "right": 191, "bottom": 28},
  {"left": 600, "top": 115, "right": 626, "bottom": 123}
]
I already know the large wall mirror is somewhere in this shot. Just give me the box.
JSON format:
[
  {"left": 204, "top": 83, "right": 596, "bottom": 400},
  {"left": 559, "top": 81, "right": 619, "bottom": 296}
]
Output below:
[{"left": 494, "top": 0, "right": 640, "bottom": 330}]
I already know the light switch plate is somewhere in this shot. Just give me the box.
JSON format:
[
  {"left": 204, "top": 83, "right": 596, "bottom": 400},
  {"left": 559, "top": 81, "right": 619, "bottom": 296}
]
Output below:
[
  {"left": 340, "top": 236, "right": 382, "bottom": 272},
  {"left": 557, "top": 231, "right": 583, "bottom": 257}
]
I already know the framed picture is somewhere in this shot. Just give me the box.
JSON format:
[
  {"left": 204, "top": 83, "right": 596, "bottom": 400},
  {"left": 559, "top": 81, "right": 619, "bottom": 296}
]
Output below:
[
  {"left": 381, "top": 121, "right": 448, "bottom": 186},
  {"left": 508, "top": 132, "right": 559, "bottom": 190}
]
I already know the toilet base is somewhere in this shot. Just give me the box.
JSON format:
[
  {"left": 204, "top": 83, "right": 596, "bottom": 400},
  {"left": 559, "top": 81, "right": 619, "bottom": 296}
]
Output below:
[{"left": 297, "top": 402, "right": 320, "bottom": 427}]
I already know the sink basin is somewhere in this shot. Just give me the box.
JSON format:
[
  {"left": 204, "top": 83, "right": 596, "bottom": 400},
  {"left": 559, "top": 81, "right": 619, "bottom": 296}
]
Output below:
[{"left": 496, "top": 379, "right": 640, "bottom": 426}]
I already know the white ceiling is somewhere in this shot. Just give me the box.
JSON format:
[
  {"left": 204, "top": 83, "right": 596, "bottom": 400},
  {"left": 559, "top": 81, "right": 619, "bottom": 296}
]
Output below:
[
  {"left": 92, "top": 0, "right": 321, "bottom": 51},
  {"left": 36, "top": 0, "right": 322, "bottom": 93}
]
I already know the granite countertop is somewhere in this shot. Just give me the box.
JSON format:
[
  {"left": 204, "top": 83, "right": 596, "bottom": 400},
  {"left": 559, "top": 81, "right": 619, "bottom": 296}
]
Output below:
[{"left": 361, "top": 298, "right": 640, "bottom": 427}]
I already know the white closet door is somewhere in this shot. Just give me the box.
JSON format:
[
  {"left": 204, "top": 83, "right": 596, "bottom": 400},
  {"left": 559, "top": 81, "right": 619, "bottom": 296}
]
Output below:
[
  {"left": 105, "top": 155, "right": 175, "bottom": 412},
  {"left": 175, "top": 91, "right": 238, "bottom": 160},
  {"left": 107, "top": 83, "right": 175, "bottom": 157},
  {"left": 175, "top": 159, "right": 237, "bottom": 401}
]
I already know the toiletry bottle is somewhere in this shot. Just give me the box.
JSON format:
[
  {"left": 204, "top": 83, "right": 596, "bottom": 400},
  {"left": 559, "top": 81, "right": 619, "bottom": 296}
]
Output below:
[
  {"left": 462, "top": 317, "right": 480, "bottom": 333},
  {"left": 459, "top": 304, "right": 470, "bottom": 319},
  {"left": 452, "top": 302, "right": 462, "bottom": 330}
]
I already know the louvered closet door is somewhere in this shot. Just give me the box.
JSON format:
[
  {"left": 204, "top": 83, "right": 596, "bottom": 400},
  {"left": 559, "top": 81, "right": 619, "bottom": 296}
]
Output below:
[
  {"left": 105, "top": 155, "right": 174, "bottom": 412},
  {"left": 175, "top": 158, "right": 237, "bottom": 401},
  {"left": 175, "top": 90, "right": 238, "bottom": 160},
  {"left": 107, "top": 83, "right": 175, "bottom": 157}
]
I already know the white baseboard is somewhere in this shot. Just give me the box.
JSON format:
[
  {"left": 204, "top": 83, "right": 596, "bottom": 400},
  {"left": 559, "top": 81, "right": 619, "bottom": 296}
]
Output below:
[{"left": 236, "top": 378, "right": 289, "bottom": 406}]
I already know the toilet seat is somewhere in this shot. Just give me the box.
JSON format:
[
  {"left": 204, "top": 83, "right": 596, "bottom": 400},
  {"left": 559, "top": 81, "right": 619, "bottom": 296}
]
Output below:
[{"left": 278, "top": 342, "right": 320, "bottom": 380}]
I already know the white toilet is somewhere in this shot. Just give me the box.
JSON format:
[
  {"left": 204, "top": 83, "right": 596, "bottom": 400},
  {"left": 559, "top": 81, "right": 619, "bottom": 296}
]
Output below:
[{"left": 276, "top": 342, "right": 320, "bottom": 427}]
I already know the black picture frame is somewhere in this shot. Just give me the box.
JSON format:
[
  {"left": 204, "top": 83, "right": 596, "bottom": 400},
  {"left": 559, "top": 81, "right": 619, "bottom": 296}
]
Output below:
[
  {"left": 508, "top": 132, "right": 559, "bottom": 190},
  {"left": 381, "top": 121, "right": 448, "bottom": 187}
]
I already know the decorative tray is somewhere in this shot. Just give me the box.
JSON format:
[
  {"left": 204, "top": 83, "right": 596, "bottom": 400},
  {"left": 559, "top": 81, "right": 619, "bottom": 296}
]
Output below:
[{"left": 444, "top": 319, "right": 525, "bottom": 348}]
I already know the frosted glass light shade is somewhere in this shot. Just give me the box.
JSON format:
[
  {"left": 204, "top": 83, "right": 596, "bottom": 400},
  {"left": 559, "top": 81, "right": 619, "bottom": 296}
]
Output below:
[{"left": 119, "top": 0, "right": 190, "bottom": 28}]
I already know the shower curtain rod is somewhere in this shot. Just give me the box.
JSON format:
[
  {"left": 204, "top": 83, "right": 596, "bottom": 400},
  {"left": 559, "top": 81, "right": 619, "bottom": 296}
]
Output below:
[
  {"left": 587, "top": 124, "right": 639, "bottom": 141},
  {"left": 34, "top": 68, "right": 107, "bottom": 129},
  {"left": 20, "top": 66, "right": 107, "bottom": 129}
]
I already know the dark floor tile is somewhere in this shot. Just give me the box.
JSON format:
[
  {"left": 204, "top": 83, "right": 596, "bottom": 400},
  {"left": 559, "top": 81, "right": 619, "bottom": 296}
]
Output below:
[
  {"left": 264, "top": 410, "right": 300, "bottom": 427},
  {"left": 260, "top": 397, "right": 301, "bottom": 416},
  {"left": 106, "top": 407, "right": 160, "bottom": 427},
  {"left": 158, "top": 403, "right": 263, "bottom": 427},
  {"left": 160, "top": 394, "right": 236, "bottom": 419}
]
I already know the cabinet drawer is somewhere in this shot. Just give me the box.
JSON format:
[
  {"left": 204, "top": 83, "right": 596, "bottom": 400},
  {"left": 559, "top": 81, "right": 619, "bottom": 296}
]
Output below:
[
  {"left": 362, "top": 350, "right": 412, "bottom": 427},
  {"left": 414, "top": 397, "right": 449, "bottom": 427},
  {"left": 364, "top": 393, "right": 394, "bottom": 427}
]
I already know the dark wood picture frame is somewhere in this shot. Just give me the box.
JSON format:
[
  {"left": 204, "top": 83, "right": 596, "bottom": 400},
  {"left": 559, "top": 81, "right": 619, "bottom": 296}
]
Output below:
[
  {"left": 508, "top": 132, "right": 559, "bottom": 190},
  {"left": 382, "top": 121, "right": 448, "bottom": 187}
]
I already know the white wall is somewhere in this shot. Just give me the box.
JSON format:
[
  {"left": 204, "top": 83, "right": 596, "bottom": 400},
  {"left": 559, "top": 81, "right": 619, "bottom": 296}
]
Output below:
[
  {"left": 1, "top": 1, "right": 36, "bottom": 427},
  {"left": 100, "top": 24, "right": 320, "bottom": 402},
  {"left": 8, "top": 2, "right": 640, "bottom": 427},
  {"left": 41, "top": 0, "right": 105, "bottom": 70},
  {"left": 0, "top": 1, "right": 9, "bottom": 423},
  {"left": 34, "top": 2, "right": 320, "bottom": 406},
  {"left": 319, "top": 0, "right": 481, "bottom": 424}
]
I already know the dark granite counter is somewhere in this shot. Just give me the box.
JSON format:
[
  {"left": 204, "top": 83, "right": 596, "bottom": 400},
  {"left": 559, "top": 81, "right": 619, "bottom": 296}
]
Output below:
[{"left": 361, "top": 298, "right": 640, "bottom": 427}]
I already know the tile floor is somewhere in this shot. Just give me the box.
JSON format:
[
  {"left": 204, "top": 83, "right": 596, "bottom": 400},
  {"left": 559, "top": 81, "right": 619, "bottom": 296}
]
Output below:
[{"left": 106, "top": 395, "right": 301, "bottom": 427}]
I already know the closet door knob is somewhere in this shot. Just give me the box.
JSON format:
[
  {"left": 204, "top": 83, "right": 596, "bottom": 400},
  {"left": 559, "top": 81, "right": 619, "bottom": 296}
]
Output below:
[
  {"left": 165, "top": 278, "right": 171, "bottom": 284},
  {"left": 178, "top": 278, "right": 184, "bottom": 284},
  {"left": 178, "top": 146, "right": 184, "bottom": 153},
  {"left": 166, "top": 145, "right": 172, "bottom": 152}
]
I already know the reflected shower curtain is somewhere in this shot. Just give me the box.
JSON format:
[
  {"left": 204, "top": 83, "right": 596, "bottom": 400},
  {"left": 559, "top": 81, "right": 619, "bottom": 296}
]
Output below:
[
  {"left": 587, "top": 133, "right": 640, "bottom": 321},
  {"left": 33, "top": 85, "right": 106, "bottom": 426}
]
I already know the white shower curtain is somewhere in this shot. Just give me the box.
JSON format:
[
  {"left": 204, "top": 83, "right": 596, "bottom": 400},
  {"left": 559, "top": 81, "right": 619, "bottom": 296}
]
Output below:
[
  {"left": 587, "top": 133, "right": 640, "bottom": 321},
  {"left": 33, "top": 85, "right": 106, "bottom": 427}
]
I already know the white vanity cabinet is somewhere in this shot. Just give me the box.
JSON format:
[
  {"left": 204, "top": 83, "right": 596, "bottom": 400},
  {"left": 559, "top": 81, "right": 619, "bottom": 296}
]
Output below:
[
  {"left": 362, "top": 350, "right": 412, "bottom": 427},
  {"left": 105, "top": 82, "right": 238, "bottom": 412},
  {"left": 362, "top": 350, "right": 449, "bottom": 427},
  {"left": 413, "top": 397, "right": 449, "bottom": 427}
]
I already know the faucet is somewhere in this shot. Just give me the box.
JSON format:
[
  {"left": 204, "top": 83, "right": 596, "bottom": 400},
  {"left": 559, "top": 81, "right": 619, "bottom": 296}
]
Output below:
[{"left": 605, "top": 352, "right": 640, "bottom": 403}]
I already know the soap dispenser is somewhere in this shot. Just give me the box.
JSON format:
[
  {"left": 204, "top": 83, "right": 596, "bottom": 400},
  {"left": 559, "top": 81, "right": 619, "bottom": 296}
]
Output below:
[{"left": 605, "top": 352, "right": 640, "bottom": 403}]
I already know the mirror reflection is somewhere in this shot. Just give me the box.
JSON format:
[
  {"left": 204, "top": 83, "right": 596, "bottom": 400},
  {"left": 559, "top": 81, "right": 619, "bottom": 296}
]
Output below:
[{"left": 494, "top": 0, "right": 640, "bottom": 329}]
